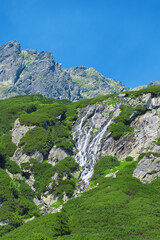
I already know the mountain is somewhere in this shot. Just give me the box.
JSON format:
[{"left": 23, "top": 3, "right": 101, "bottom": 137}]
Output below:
[
  {"left": 132, "top": 80, "right": 160, "bottom": 91},
  {"left": 0, "top": 40, "right": 128, "bottom": 100},
  {"left": 1, "top": 86, "right": 160, "bottom": 239},
  {"left": 64, "top": 66, "right": 127, "bottom": 98}
]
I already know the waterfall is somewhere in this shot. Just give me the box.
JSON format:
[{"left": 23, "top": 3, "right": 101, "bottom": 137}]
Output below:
[{"left": 73, "top": 105, "right": 112, "bottom": 190}]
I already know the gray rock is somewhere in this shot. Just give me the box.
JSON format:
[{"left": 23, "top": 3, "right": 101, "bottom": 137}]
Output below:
[
  {"left": 52, "top": 173, "right": 59, "bottom": 185},
  {"left": 72, "top": 94, "right": 160, "bottom": 189},
  {"left": 65, "top": 67, "right": 128, "bottom": 99},
  {"left": 0, "top": 40, "right": 82, "bottom": 101},
  {"left": 24, "top": 216, "right": 35, "bottom": 223},
  {"left": 48, "top": 146, "right": 69, "bottom": 166},
  {"left": 0, "top": 40, "right": 129, "bottom": 101},
  {"left": 12, "top": 118, "right": 35, "bottom": 146},
  {"left": 141, "top": 93, "right": 152, "bottom": 109},
  {"left": 25, "top": 173, "right": 36, "bottom": 191},
  {"left": 41, "top": 193, "right": 58, "bottom": 206},
  {"left": 0, "top": 40, "right": 24, "bottom": 87},
  {"left": 133, "top": 155, "right": 160, "bottom": 183},
  {"left": 12, "top": 147, "right": 43, "bottom": 165},
  {"left": 151, "top": 97, "right": 160, "bottom": 109}
]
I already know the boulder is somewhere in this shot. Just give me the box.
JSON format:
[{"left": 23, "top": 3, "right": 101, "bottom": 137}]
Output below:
[
  {"left": 133, "top": 155, "right": 160, "bottom": 183},
  {"left": 48, "top": 146, "right": 69, "bottom": 166}
]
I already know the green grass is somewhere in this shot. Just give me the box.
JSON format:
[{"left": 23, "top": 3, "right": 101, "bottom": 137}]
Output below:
[
  {"left": 1, "top": 132, "right": 17, "bottom": 157},
  {"left": 91, "top": 155, "right": 120, "bottom": 183},
  {"left": 2, "top": 162, "right": 160, "bottom": 239},
  {"left": 1, "top": 86, "right": 160, "bottom": 239}
]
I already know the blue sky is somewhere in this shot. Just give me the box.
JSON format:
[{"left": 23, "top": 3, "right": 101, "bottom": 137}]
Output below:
[{"left": 0, "top": 0, "right": 160, "bottom": 88}]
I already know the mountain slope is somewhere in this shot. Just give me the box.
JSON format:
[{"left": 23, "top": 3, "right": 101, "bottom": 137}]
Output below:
[
  {"left": 2, "top": 162, "right": 160, "bottom": 240},
  {"left": 1, "top": 86, "right": 160, "bottom": 239},
  {"left": 0, "top": 40, "right": 128, "bottom": 100},
  {"left": 64, "top": 66, "right": 127, "bottom": 98}
]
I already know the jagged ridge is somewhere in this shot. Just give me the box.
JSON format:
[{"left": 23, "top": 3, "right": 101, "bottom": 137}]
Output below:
[{"left": 0, "top": 40, "right": 128, "bottom": 100}]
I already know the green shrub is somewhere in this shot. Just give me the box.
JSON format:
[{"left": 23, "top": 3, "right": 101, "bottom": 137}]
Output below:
[
  {"left": 53, "top": 178, "right": 76, "bottom": 199},
  {"left": 135, "top": 105, "right": 147, "bottom": 114},
  {"left": 30, "top": 157, "right": 79, "bottom": 199},
  {"left": 54, "top": 212, "right": 71, "bottom": 236},
  {"left": 125, "top": 156, "right": 133, "bottom": 162},
  {"left": 138, "top": 152, "right": 160, "bottom": 161},
  {"left": 9, "top": 180, "right": 19, "bottom": 198},
  {"left": 91, "top": 155, "right": 120, "bottom": 182},
  {"left": 20, "top": 162, "right": 31, "bottom": 170},
  {"left": 5, "top": 157, "right": 21, "bottom": 174},
  {"left": 0, "top": 168, "right": 13, "bottom": 201},
  {"left": 128, "top": 85, "right": 160, "bottom": 98},
  {"left": 110, "top": 122, "right": 133, "bottom": 140},
  {"left": 0, "top": 225, "right": 15, "bottom": 237},
  {"left": 19, "top": 182, "right": 35, "bottom": 200},
  {"left": 115, "top": 105, "right": 134, "bottom": 125},
  {"left": 0, "top": 94, "right": 56, "bottom": 136},
  {"left": 53, "top": 157, "right": 79, "bottom": 177},
  {"left": 1, "top": 132, "right": 17, "bottom": 157},
  {"left": 31, "top": 232, "right": 50, "bottom": 240},
  {"left": 155, "top": 138, "right": 160, "bottom": 145},
  {"left": 109, "top": 103, "right": 147, "bottom": 140},
  {"left": 0, "top": 144, "right": 7, "bottom": 169},
  {"left": 19, "top": 127, "right": 53, "bottom": 157}
]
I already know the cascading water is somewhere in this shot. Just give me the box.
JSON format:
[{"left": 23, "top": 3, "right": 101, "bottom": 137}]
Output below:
[{"left": 73, "top": 104, "right": 112, "bottom": 191}]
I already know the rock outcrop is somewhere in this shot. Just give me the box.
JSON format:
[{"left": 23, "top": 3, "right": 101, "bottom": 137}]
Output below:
[
  {"left": 12, "top": 118, "right": 35, "bottom": 146},
  {"left": 64, "top": 66, "right": 128, "bottom": 98},
  {"left": 48, "top": 146, "right": 70, "bottom": 166},
  {"left": 72, "top": 94, "right": 160, "bottom": 187},
  {"left": 133, "top": 154, "right": 160, "bottom": 183},
  {"left": 0, "top": 40, "right": 82, "bottom": 101},
  {"left": 12, "top": 147, "right": 44, "bottom": 165}
]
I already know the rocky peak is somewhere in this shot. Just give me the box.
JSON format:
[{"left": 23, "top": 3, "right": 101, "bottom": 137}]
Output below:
[
  {"left": 0, "top": 40, "right": 21, "bottom": 62},
  {"left": 0, "top": 40, "right": 82, "bottom": 100},
  {"left": 65, "top": 66, "right": 128, "bottom": 99},
  {"left": 0, "top": 40, "right": 129, "bottom": 100}
]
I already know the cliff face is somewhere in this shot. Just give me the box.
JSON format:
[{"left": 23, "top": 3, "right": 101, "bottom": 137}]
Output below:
[
  {"left": 72, "top": 93, "right": 160, "bottom": 188},
  {"left": 64, "top": 66, "right": 127, "bottom": 98},
  {"left": 0, "top": 40, "right": 128, "bottom": 100},
  {"left": 0, "top": 40, "right": 81, "bottom": 101}
]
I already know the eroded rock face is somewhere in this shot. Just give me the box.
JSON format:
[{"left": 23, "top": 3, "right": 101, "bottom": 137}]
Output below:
[
  {"left": 65, "top": 67, "right": 128, "bottom": 98},
  {"left": 11, "top": 147, "right": 43, "bottom": 165},
  {"left": 0, "top": 40, "right": 129, "bottom": 101},
  {"left": 72, "top": 94, "right": 160, "bottom": 187},
  {"left": 0, "top": 40, "right": 82, "bottom": 101},
  {"left": 12, "top": 118, "right": 35, "bottom": 146},
  {"left": 133, "top": 155, "right": 160, "bottom": 183},
  {"left": 48, "top": 146, "right": 70, "bottom": 166},
  {"left": 151, "top": 97, "right": 160, "bottom": 109},
  {"left": 0, "top": 40, "right": 23, "bottom": 85},
  {"left": 101, "top": 111, "right": 160, "bottom": 160}
]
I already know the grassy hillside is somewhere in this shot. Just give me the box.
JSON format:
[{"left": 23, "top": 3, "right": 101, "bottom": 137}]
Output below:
[
  {"left": 1, "top": 86, "right": 160, "bottom": 239},
  {"left": 2, "top": 160, "right": 160, "bottom": 240}
]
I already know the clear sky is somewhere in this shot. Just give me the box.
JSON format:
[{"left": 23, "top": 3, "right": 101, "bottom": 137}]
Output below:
[{"left": 0, "top": 0, "right": 160, "bottom": 88}]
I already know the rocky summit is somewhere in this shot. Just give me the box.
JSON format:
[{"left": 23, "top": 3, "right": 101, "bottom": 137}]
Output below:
[{"left": 0, "top": 40, "right": 128, "bottom": 100}]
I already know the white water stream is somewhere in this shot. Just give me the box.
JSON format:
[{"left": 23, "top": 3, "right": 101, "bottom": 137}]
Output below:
[{"left": 73, "top": 105, "right": 112, "bottom": 190}]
